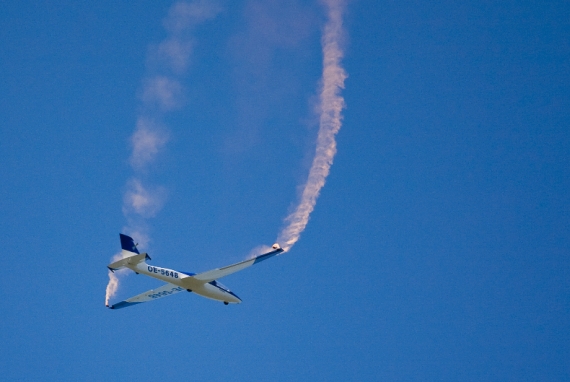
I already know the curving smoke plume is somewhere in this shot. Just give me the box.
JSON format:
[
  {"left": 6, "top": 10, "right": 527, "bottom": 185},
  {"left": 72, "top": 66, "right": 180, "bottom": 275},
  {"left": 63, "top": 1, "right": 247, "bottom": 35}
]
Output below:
[
  {"left": 105, "top": 1, "right": 222, "bottom": 306},
  {"left": 277, "top": 0, "right": 347, "bottom": 252},
  {"left": 105, "top": 0, "right": 346, "bottom": 304}
]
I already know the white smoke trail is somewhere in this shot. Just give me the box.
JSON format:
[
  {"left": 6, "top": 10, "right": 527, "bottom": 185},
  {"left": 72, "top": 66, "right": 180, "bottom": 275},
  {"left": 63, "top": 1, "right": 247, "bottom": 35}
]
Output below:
[
  {"left": 277, "top": 0, "right": 347, "bottom": 252},
  {"left": 130, "top": 118, "right": 170, "bottom": 169},
  {"left": 123, "top": 179, "right": 167, "bottom": 218},
  {"left": 105, "top": 267, "right": 128, "bottom": 307},
  {"left": 105, "top": 271, "right": 119, "bottom": 306},
  {"left": 105, "top": 1, "right": 222, "bottom": 306},
  {"left": 104, "top": 248, "right": 134, "bottom": 306}
]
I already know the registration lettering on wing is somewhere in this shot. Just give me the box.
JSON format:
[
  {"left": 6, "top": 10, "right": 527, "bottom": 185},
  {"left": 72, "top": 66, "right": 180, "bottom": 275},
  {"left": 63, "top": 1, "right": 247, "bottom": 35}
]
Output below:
[{"left": 148, "top": 286, "right": 185, "bottom": 299}]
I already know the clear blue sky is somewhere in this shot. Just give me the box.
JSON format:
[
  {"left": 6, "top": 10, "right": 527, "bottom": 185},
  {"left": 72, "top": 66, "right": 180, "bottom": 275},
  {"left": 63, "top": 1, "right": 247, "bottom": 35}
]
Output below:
[{"left": 1, "top": 1, "right": 569, "bottom": 381}]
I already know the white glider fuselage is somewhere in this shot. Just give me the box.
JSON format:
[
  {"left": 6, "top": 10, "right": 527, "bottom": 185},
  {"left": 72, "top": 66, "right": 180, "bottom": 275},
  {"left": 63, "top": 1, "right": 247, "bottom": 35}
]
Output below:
[{"left": 127, "top": 262, "right": 241, "bottom": 304}]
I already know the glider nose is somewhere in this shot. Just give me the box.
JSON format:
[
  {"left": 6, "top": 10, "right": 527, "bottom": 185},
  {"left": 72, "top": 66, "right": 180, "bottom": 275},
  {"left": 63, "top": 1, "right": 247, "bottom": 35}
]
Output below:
[{"left": 223, "top": 289, "right": 242, "bottom": 304}]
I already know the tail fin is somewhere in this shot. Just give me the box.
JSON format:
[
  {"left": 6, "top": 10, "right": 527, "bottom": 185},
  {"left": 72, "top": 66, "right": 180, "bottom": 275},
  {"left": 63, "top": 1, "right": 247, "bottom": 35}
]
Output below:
[
  {"left": 120, "top": 234, "right": 140, "bottom": 254},
  {"left": 107, "top": 234, "right": 150, "bottom": 272}
]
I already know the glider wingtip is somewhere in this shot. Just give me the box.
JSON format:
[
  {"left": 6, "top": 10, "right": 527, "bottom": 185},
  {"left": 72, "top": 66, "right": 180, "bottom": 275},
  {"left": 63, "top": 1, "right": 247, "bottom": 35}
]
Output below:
[
  {"left": 108, "top": 301, "right": 142, "bottom": 310},
  {"left": 272, "top": 243, "right": 284, "bottom": 255}
]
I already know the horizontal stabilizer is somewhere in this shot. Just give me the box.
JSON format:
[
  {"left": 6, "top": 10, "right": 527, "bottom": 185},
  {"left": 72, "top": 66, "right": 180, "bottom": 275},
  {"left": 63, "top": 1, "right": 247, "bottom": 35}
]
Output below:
[{"left": 107, "top": 252, "right": 150, "bottom": 272}]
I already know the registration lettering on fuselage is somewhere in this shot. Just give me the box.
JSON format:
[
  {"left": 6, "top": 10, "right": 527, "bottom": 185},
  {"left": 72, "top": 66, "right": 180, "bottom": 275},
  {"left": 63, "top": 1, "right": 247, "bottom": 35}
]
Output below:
[{"left": 147, "top": 266, "right": 179, "bottom": 278}]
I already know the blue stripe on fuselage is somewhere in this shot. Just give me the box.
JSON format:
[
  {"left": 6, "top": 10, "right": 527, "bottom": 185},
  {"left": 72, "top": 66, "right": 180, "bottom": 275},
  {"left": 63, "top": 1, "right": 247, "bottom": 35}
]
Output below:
[{"left": 209, "top": 280, "right": 242, "bottom": 301}]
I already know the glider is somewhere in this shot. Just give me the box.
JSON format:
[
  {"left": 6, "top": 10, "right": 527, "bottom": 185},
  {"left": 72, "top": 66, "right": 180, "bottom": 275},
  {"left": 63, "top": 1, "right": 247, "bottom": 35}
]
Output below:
[{"left": 106, "top": 234, "right": 283, "bottom": 309}]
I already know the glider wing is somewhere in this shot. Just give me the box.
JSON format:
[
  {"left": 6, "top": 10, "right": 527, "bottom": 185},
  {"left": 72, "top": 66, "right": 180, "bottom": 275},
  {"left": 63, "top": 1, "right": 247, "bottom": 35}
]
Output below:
[
  {"left": 108, "top": 282, "right": 186, "bottom": 310},
  {"left": 191, "top": 245, "right": 284, "bottom": 283}
]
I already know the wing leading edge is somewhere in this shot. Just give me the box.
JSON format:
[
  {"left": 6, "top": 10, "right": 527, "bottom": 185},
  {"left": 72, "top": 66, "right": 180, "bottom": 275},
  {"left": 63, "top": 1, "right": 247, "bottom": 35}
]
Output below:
[{"left": 190, "top": 245, "right": 284, "bottom": 283}]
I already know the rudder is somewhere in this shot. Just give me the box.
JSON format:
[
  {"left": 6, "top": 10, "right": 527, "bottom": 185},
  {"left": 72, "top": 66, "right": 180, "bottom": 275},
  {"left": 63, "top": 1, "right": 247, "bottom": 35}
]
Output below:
[{"left": 120, "top": 234, "right": 140, "bottom": 254}]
